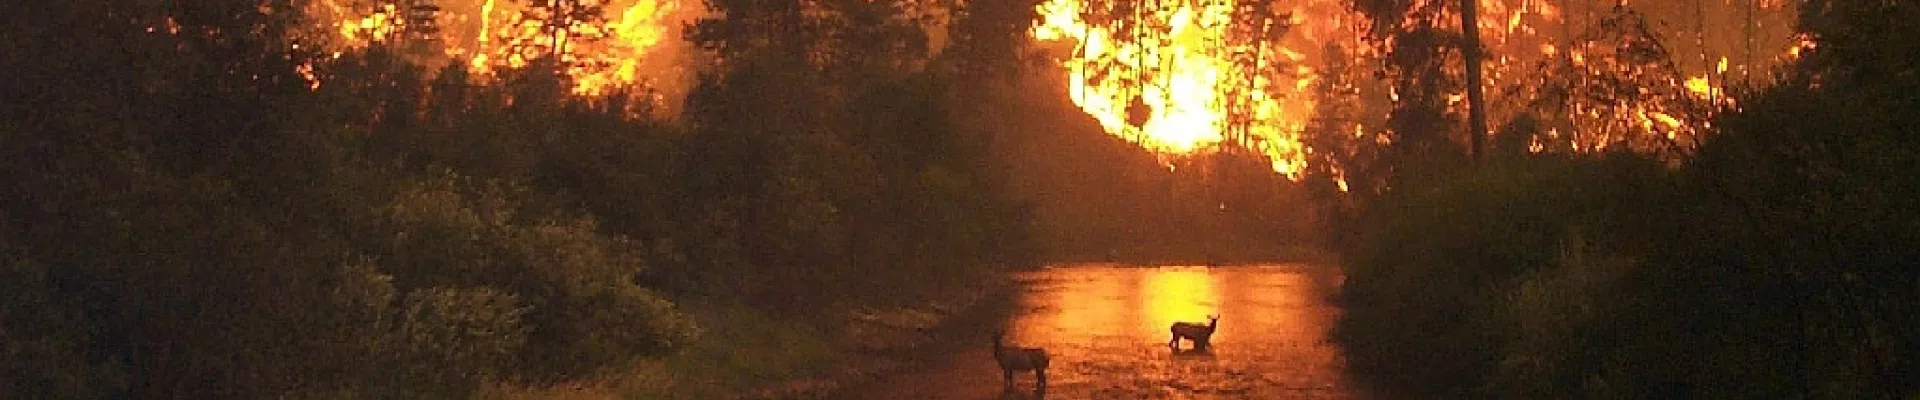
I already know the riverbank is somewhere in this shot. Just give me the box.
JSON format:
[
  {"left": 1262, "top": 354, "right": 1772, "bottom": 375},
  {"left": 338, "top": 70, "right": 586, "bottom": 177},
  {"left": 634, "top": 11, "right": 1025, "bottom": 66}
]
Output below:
[
  {"left": 478, "top": 269, "right": 1022, "bottom": 400},
  {"left": 1047, "top": 244, "right": 1338, "bottom": 268},
  {"left": 738, "top": 272, "right": 1021, "bottom": 400}
]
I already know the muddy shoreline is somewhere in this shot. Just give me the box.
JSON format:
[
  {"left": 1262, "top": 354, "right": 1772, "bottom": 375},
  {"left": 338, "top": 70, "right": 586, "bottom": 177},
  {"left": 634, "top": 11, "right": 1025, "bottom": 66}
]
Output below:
[{"left": 738, "top": 271, "right": 1025, "bottom": 399}]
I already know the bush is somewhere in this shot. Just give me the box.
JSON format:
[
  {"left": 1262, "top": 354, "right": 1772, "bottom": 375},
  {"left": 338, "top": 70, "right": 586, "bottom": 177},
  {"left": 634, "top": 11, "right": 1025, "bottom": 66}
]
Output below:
[
  {"left": 372, "top": 172, "right": 700, "bottom": 381},
  {"left": 1335, "top": 154, "right": 1671, "bottom": 396},
  {"left": 385, "top": 286, "right": 530, "bottom": 395},
  {"left": 0, "top": 241, "right": 116, "bottom": 398},
  {"left": 1489, "top": 232, "right": 1637, "bottom": 398},
  {"left": 295, "top": 264, "right": 533, "bottom": 399}
]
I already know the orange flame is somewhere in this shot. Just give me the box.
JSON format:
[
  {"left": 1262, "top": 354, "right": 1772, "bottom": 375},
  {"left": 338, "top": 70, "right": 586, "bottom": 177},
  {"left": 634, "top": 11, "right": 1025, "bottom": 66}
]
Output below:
[
  {"left": 1024, "top": 0, "right": 1761, "bottom": 173},
  {"left": 1031, "top": 0, "right": 1311, "bottom": 175},
  {"left": 320, "top": 0, "right": 693, "bottom": 101},
  {"left": 569, "top": 0, "right": 678, "bottom": 96},
  {"left": 338, "top": 3, "right": 401, "bottom": 42}
]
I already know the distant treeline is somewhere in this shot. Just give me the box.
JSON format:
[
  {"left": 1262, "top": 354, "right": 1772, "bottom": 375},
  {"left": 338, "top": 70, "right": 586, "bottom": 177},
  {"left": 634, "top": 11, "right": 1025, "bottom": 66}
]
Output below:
[
  {"left": 0, "top": 0, "right": 1037, "bottom": 398},
  {"left": 1324, "top": 1, "right": 1919, "bottom": 398}
]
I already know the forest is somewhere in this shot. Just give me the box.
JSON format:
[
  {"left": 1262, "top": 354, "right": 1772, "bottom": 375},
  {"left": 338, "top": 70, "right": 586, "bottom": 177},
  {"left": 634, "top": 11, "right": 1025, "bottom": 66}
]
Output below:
[
  {"left": 1, "top": 0, "right": 1046, "bottom": 397},
  {"left": 3, "top": 0, "right": 1916, "bottom": 398},
  {"left": 1322, "top": 1, "right": 1920, "bottom": 398}
]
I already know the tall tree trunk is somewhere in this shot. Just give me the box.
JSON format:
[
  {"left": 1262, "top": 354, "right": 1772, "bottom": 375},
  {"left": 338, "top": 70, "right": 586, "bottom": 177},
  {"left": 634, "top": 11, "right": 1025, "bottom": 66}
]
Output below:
[
  {"left": 1744, "top": 0, "right": 1755, "bottom": 84},
  {"left": 1461, "top": 0, "right": 1488, "bottom": 162}
]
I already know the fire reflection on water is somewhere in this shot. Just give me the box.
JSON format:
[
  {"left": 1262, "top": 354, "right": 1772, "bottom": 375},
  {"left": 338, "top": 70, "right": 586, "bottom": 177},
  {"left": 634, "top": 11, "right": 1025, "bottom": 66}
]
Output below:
[
  {"left": 1144, "top": 268, "right": 1222, "bottom": 343},
  {"left": 1004, "top": 264, "right": 1360, "bottom": 398}
]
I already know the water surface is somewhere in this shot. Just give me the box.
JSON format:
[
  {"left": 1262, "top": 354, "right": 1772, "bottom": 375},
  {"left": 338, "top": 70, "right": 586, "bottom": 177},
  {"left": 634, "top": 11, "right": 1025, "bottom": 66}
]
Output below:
[{"left": 846, "top": 263, "right": 1368, "bottom": 399}]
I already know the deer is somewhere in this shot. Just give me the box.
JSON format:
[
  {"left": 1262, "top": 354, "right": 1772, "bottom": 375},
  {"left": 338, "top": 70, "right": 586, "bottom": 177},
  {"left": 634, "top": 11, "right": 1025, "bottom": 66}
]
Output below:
[
  {"left": 992, "top": 331, "right": 1049, "bottom": 393},
  {"left": 1169, "top": 314, "right": 1220, "bottom": 351}
]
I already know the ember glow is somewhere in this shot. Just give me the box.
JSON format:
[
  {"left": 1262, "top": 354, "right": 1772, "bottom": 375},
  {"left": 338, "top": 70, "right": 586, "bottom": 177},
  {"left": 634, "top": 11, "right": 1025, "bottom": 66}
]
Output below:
[
  {"left": 317, "top": 0, "right": 695, "bottom": 99},
  {"left": 1031, "top": 0, "right": 1316, "bottom": 175},
  {"left": 1029, "top": 0, "right": 1797, "bottom": 174},
  {"left": 306, "top": 0, "right": 1795, "bottom": 164}
]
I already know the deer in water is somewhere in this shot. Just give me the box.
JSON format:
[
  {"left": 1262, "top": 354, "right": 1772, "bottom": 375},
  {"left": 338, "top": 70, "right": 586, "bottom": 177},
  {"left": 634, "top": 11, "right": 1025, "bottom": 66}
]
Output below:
[
  {"left": 992, "top": 331, "right": 1049, "bottom": 393},
  {"left": 1169, "top": 314, "right": 1220, "bottom": 351}
]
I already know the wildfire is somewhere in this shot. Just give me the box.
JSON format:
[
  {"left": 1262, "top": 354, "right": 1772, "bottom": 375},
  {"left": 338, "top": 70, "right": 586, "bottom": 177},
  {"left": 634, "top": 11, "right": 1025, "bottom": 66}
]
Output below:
[
  {"left": 319, "top": 0, "right": 693, "bottom": 99},
  {"left": 338, "top": 3, "right": 401, "bottom": 42},
  {"left": 1031, "top": 0, "right": 1315, "bottom": 175},
  {"left": 574, "top": 0, "right": 678, "bottom": 95},
  {"left": 1028, "top": 0, "right": 1804, "bottom": 174},
  {"left": 302, "top": 0, "right": 1798, "bottom": 167}
]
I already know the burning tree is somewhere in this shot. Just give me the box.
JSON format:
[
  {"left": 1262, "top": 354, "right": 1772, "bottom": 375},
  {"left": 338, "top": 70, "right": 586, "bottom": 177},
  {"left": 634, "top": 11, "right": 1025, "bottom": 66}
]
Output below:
[
  {"left": 1347, "top": 0, "right": 1473, "bottom": 178},
  {"left": 317, "top": 0, "right": 693, "bottom": 100},
  {"left": 1324, "top": 0, "right": 1790, "bottom": 185},
  {"left": 1221, "top": 0, "right": 1297, "bottom": 153},
  {"left": 326, "top": 0, "right": 446, "bottom": 57},
  {"left": 1509, "top": 5, "right": 1715, "bottom": 157},
  {"left": 495, "top": 0, "right": 612, "bottom": 66},
  {"left": 1031, "top": 0, "right": 1307, "bottom": 173}
]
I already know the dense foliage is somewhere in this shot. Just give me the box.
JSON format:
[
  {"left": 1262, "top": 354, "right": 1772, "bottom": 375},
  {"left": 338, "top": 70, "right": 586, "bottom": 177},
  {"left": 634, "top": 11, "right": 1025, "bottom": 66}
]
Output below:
[
  {"left": 1328, "top": 0, "right": 1920, "bottom": 398},
  {"left": 0, "top": 0, "right": 1035, "bottom": 397}
]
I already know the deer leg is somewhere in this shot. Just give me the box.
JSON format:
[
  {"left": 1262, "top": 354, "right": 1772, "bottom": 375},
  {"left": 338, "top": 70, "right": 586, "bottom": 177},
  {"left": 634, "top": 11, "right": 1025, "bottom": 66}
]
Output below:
[{"left": 1003, "top": 369, "right": 1014, "bottom": 390}]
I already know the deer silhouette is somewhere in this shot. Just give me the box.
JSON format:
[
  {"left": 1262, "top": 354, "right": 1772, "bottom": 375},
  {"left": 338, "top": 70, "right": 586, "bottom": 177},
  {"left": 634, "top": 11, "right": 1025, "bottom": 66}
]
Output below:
[
  {"left": 1169, "top": 314, "right": 1220, "bottom": 351},
  {"left": 992, "top": 331, "right": 1049, "bottom": 394}
]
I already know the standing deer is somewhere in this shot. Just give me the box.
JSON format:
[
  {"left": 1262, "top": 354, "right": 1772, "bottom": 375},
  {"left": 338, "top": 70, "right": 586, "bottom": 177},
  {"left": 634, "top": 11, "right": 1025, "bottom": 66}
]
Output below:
[
  {"left": 1169, "top": 314, "right": 1220, "bottom": 351},
  {"left": 992, "top": 331, "right": 1049, "bottom": 393}
]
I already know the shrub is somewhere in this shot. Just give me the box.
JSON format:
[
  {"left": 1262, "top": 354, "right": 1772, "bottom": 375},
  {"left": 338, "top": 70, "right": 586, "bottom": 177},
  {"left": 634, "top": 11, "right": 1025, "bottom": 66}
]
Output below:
[
  {"left": 372, "top": 172, "right": 700, "bottom": 381},
  {"left": 1335, "top": 154, "right": 1670, "bottom": 396},
  {"left": 385, "top": 286, "right": 530, "bottom": 395},
  {"left": 0, "top": 241, "right": 115, "bottom": 398},
  {"left": 1490, "top": 232, "right": 1637, "bottom": 398}
]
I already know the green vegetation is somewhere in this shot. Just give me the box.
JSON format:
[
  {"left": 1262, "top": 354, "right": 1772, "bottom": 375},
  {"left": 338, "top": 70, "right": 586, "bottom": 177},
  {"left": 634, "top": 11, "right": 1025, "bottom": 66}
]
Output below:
[
  {"left": 1332, "top": 154, "right": 1674, "bottom": 397},
  {"left": 0, "top": 0, "right": 1037, "bottom": 398},
  {"left": 1325, "top": 1, "right": 1920, "bottom": 398}
]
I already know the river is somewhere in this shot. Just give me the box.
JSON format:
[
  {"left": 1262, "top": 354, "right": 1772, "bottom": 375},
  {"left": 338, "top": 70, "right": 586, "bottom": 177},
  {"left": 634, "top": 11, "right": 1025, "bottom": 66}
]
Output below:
[{"left": 840, "top": 263, "right": 1371, "bottom": 399}]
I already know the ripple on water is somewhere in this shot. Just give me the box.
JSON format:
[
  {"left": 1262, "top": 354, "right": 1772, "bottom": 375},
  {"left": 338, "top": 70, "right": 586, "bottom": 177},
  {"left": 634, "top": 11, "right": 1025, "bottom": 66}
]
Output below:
[{"left": 1000, "top": 264, "right": 1366, "bottom": 399}]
